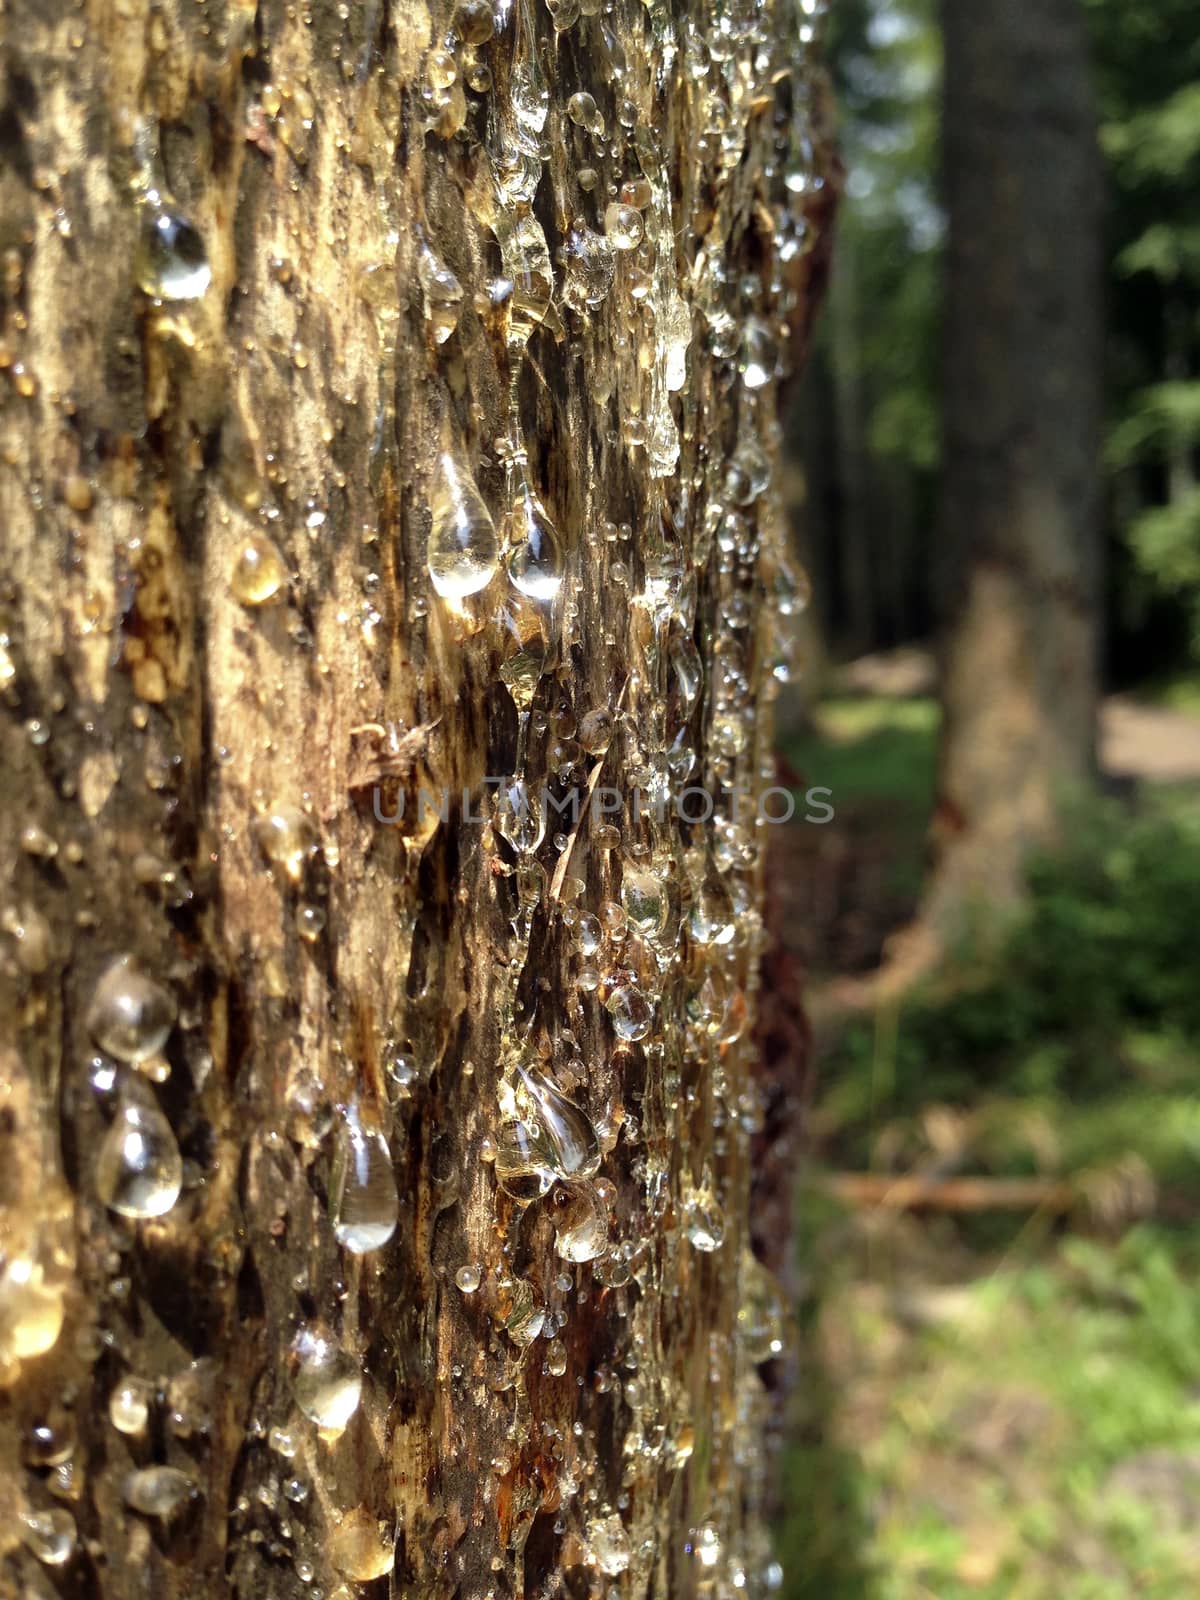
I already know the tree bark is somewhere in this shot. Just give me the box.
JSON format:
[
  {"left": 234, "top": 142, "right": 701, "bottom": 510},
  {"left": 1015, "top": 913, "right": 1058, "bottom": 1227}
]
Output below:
[
  {"left": 0, "top": 2, "right": 831, "bottom": 1597},
  {"left": 928, "top": 0, "right": 1103, "bottom": 933}
]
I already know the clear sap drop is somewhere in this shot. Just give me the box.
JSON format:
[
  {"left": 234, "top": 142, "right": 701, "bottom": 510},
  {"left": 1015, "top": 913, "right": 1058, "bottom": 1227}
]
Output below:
[
  {"left": 95, "top": 1100, "right": 183, "bottom": 1218},
  {"left": 574, "top": 910, "right": 602, "bottom": 955},
  {"left": 493, "top": 776, "right": 546, "bottom": 855},
  {"left": 329, "top": 1507, "right": 395, "bottom": 1581},
  {"left": 416, "top": 238, "right": 464, "bottom": 345},
  {"left": 563, "top": 220, "right": 617, "bottom": 311},
  {"left": 516, "top": 1063, "right": 600, "bottom": 1181},
  {"left": 86, "top": 954, "right": 176, "bottom": 1063},
  {"left": 603, "top": 202, "right": 643, "bottom": 251},
  {"left": 499, "top": 1276, "right": 545, "bottom": 1346},
  {"left": 553, "top": 1181, "right": 610, "bottom": 1263},
  {"left": 427, "top": 444, "right": 499, "bottom": 601},
  {"left": 505, "top": 214, "right": 553, "bottom": 343},
  {"left": 505, "top": 480, "right": 564, "bottom": 603},
  {"left": 109, "top": 1377, "right": 153, "bottom": 1434},
  {"left": 231, "top": 531, "right": 288, "bottom": 606},
  {"left": 137, "top": 199, "right": 210, "bottom": 301},
  {"left": 588, "top": 1512, "right": 632, "bottom": 1576},
  {"left": 255, "top": 807, "right": 317, "bottom": 884},
  {"left": 684, "top": 1172, "right": 726, "bottom": 1252},
  {"left": 329, "top": 1112, "right": 398, "bottom": 1253},
  {"left": 689, "top": 879, "right": 736, "bottom": 947},
  {"left": 670, "top": 633, "right": 704, "bottom": 723},
  {"left": 737, "top": 1250, "right": 786, "bottom": 1363},
  {"left": 0, "top": 1256, "right": 66, "bottom": 1360},
  {"left": 620, "top": 866, "right": 669, "bottom": 941},
  {"left": 19, "top": 1508, "right": 77, "bottom": 1566},
  {"left": 293, "top": 1326, "right": 362, "bottom": 1430},
  {"left": 494, "top": 1118, "right": 557, "bottom": 1201},
  {"left": 122, "top": 1465, "right": 198, "bottom": 1520},
  {"left": 606, "top": 982, "right": 654, "bottom": 1042}
]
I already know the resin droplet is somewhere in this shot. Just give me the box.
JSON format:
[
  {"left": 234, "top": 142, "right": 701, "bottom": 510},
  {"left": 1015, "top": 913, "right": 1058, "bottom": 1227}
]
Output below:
[
  {"left": 670, "top": 634, "right": 704, "bottom": 722},
  {"left": 544, "top": 1337, "right": 567, "bottom": 1375},
  {"left": 255, "top": 807, "right": 316, "bottom": 885},
  {"left": 553, "top": 1181, "right": 610, "bottom": 1263},
  {"left": 579, "top": 709, "right": 614, "bottom": 755},
  {"left": 567, "top": 91, "right": 603, "bottom": 132},
  {"left": 293, "top": 1326, "right": 362, "bottom": 1430},
  {"left": 330, "top": 1507, "right": 395, "bottom": 1581},
  {"left": 455, "top": 1264, "right": 482, "bottom": 1293},
  {"left": 95, "top": 1100, "right": 182, "bottom": 1218},
  {"left": 505, "top": 478, "right": 564, "bottom": 603},
  {"left": 231, "top": 531, "right": 287, "bottom": 606},
  {"left": 693, "top": 1520, "right": 723, "bottom": 1568},
  {"left": 456, "top": 0, "right": 495, "bottom": 44},
  {"left": 0, "top": 1257, "right": 65, "bottom": 1361},
  {"left": 588, "top": 1512, "right": 632, "bottom": 1576},
  {"left": 621, "top": 866, "right": 668, "bottom": 941},
  {"left": 493, "top": 776, "right": 546, "bottom": 854},
  {"left": 516, "top": 1063, "right": 600, "bottom": 1181},
  {"left": 427, "top": 436, "right": 499, "bottom": 600},
  {"left": 329, "top": 1111, "right": 398, "bottom": 1253},
  {"left": 109, "top": 1377, "right": 153, "bottom": 1434},
  {"left": 137, "top": 198, "right": 210, "bottom": 301},
  {"left": 606, "top": 982, "right": 654, "bottom": 1043},
  {"left": 123, "top": 1465, "right": 198, "bottom": 1520},
  {"left": 574, "top": 909, "right": 603, "bottom": 954},
  {"left": 417, "top": 240, "right": 464, "bottom": 345},
  {"left": 689, "top": 880, "right": 736, "bottom": 947},
  {"left": 604, "top": 202, "right": 644, "bottom": 251},
  {"left": 499, "top": 1277, "right": 545, "bottom": 1347},
  {"left": 86, "top": 954, "right": 176, "bottom": 1063},
  {"left": 563, "top": 219, "right": 617, "bottom": 311},
  {"left": 737, "top": 1251, "right": 786, "bottom": 1363},
  {"left": 19, "top": 1508, "right": 77, "bottom": 1566},
  {"left": 494, "top": 1119, "right": 557, "bottom": 1202},
  {"left": 684, "top": 1172, "right": 726, "bottom": 1252}
]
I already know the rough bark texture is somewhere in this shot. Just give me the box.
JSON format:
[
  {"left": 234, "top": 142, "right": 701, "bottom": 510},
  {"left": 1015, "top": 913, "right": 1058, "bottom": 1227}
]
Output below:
[
  {"left": 0, "top": 1, "right": 830, "bottom": 1596},
  {"left": 930, "top": 0, "right": 1102, "bottom": 928}
]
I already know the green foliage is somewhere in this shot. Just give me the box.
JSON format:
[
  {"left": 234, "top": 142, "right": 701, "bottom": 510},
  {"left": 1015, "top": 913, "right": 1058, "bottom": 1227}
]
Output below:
[
  {"left": 786, "top": 694, "right": 939, "bottom": 807},
  {"left": 1102, "top": 83, "right": 1200, "bottom": 181},
  {"left": 1125, "top": 493, "right": 1200, "bottom": 653},
  {"left": 1084, "top": 0, "right": 1200, "bottom": 664},
  {"left": 825, "top": 0, "right": 942, "bottom": 477}
]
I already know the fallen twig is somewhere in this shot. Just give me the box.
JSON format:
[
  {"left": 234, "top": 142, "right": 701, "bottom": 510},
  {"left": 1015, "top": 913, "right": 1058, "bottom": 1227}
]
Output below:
[{"left": 818, "top": 1172, "right": 1076, "bottom": 1212}]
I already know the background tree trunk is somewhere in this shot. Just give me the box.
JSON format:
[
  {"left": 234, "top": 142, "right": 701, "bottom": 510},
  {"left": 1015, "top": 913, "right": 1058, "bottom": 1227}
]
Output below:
[
  {"left": 927, "top": 0, "right": 1103, "bottom": 934},
  {"left": 0, "top": 2, "right": 830, "bottom": 1596}
]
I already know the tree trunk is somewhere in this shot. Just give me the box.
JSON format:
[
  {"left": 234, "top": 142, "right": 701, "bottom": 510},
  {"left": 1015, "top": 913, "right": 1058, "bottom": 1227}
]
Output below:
[
  {"left": 0, "top": 2, "right": 830, "bottom": 1596},
  {"left": 927, "top": 0, "right": 1103, "bottom": 935}
]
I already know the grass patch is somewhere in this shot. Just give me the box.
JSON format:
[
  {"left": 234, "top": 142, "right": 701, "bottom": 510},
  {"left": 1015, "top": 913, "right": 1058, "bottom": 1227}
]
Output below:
[
  {"left": 780, "top": 1220, "right": 1200, "bottom": 1599},
  {"left": 784, "top": 694, "right": 940, "bottom": 813}
]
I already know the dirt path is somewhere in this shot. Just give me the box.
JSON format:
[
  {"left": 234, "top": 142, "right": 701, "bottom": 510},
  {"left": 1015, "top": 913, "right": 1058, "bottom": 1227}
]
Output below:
[
  {"left": 836, "top": 649, "right": 1200, "bottom": 784},
  {"left": 1100, "top": 695, "right": 1200, "bottom": 783}
]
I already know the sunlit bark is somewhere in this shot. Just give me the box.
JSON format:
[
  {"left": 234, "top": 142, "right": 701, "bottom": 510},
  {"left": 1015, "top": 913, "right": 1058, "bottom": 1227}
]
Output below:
[{"left": 0, "top": 1, "right": 830, "bottom": 1594}]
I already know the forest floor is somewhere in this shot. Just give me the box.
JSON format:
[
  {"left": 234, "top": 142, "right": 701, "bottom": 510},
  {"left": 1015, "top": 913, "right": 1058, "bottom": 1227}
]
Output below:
[{"left": 774, "top": 658, "right": 1200, "bottom": 1599}]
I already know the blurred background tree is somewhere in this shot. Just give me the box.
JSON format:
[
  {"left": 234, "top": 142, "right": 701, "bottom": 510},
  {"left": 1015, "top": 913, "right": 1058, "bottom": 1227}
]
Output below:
[{"left": 796, "top": 0, "right": 1200, "bottom": 687}]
